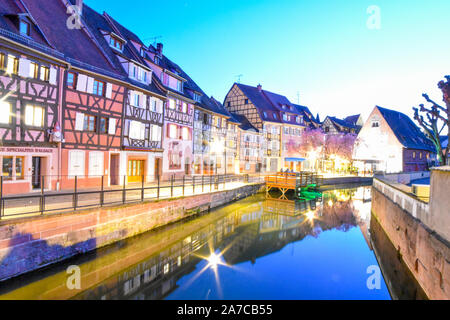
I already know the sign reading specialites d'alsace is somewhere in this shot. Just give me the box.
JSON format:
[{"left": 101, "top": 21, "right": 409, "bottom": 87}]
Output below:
[{"left": 0, "top": 147, "right": 54, "bottom": 153}]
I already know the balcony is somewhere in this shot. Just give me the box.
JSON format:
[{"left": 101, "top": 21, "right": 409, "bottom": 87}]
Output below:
[{"left": 165, "top": 107, "right": 193, "bottom": 125}]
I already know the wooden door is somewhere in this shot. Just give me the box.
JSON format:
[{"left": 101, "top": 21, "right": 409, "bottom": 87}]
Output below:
[{"left": 110, "top": 154, "right": 120, "bottom": 185}]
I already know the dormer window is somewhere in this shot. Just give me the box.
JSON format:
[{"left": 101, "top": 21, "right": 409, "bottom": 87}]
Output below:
[
  {"left": 177, "top": 80, "right": 183, "bottom": 92},
  {"left": 109, "top": 36, "right": 123, "bottom": 51},
  {"left": 140, "top": 48, "right": 145, "bottom": 57},
  {"left": 154, "top": 56, "right": 160, "bottom": 65},
  {"left": 193, "top": 92, "right": 201, "bottom": 102},
  {"left": 19, "top": 20, "right": 30, "bottom": 36}
]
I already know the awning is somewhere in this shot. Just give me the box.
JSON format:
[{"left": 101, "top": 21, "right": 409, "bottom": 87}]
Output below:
[{"left": 285, "top": 158, "right": 306, "bottom": 162}]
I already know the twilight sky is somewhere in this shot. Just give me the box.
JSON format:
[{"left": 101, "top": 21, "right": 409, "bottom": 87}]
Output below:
[{"left": 84, "top": 0, "right": 450, "bottom": 123}]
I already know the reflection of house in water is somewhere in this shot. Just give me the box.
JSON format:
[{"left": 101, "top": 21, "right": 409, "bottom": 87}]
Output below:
[{"left": 73, "top": 195, "right": 360, "bottom": 300}]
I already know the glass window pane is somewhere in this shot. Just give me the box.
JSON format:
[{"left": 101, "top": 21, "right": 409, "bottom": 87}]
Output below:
[
  {"left": 2, "top": 157, "right": 13, "bottom": 180},
  {"left": 34, "top": 107, "right": 43, "bottom": 127},
  {"left": 15, "top": 157, "right": 24, "bottom": 179}
]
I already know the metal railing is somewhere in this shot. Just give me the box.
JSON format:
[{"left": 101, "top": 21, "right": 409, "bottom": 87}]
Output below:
[{"left": 0, "top": 174, "right": 264, "bottom": 220}]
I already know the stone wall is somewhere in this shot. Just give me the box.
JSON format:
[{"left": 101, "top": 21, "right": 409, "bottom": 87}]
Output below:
[
  {"left": 429, "top": 167, "right": 450, "bottom": 242},
  {"left": 371, "top": 185, "right": 450, "bottom": 300},
  {"left": 0, "top": 183, "right": 264, "bottom": 282},
  {"left": 375, "top": 171, "right": 430, "bottom": 185}
]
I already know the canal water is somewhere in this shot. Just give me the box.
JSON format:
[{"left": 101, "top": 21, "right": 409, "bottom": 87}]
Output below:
[{"left": 0, "top": 186, "right": 422, "bottom": 300}]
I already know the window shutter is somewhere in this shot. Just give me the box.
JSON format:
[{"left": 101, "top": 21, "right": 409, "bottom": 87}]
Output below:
[
  {"left": 108, "top": 118, "right": 116, "bottom": 135},
  {"left": 86, "top": 77, "right": 94, "bottom": 94},
  {"left": 49, "top": 67, "right": 57, "bottom": 85},
  {"left": 105, "top": 83, "right": 113, "bottom": 99},
  {"left": 75, "top": 112, "right": 84, "bottom": 131},
  {"left": 18, "top": 58, "right": 30, "bottom": 78},
  {"left": 142, "top": 95, "right": 147, "bottom": 109},
  {"left": 140, "top": 122, "right": 146, "bottom": 140},
  {"left": 76, "top": 74, "right": 88, "bottom": 92},
  {"left": 158, "top": 100, "right": 163, "bottom": 113}
]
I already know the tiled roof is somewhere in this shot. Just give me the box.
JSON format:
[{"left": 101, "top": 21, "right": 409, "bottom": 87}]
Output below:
[
  {"left": 344, "top": 114, "right": 361, "bottom": 126},
  {"left": 19, "top": 0, "right": 119, "bottom": 74},
  {"left": 80, "top": 4, "right": 164, "bottom": 95},
  {"left": 376, "top": 106, "right": 436, "bottom": 153},
  {"left": 230, "top": 113, "right": 259, "bottom": 132},
  {"left": 209, "top": 97, "right": 235, "bottom": 118},
  {"left": 235, "top": 83, "right": 281, "bottom": 123},
  {"left": 328, "top": 116, "right": 359, "bottom": 130}
]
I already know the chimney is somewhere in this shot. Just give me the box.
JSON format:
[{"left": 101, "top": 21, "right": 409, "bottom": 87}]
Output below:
[
  {"left": 156, "top": 43, "right": 163, "bottom": 56},
  {"left": 257, "top": 84, "right": 262, "bottom": 92}
]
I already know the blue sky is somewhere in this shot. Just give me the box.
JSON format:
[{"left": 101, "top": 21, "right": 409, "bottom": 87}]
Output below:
[{"left": 84, "top": 0, "right": 450, "bottom": 122}]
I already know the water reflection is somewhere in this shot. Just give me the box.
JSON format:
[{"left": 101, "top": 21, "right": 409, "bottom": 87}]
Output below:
[{"left": 0, "top": 186, "right": 409, "bottom": 300}]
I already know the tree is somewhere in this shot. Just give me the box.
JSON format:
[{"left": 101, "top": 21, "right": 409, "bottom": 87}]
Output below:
[
  {"left": 324, "top": 133, "right": 357, "bottom": 163},
  {"left": 413, "top": 76, "right": 450, "bottom": 165}
]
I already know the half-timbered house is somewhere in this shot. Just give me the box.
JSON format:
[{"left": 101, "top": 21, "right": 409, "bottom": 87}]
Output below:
[
  {"left": 224, "top": 83, "right": 307, "bottom": 173},
  {"left": 81, "top": 8, "right": 166, "bottom": 183},
  {"left": 18, "top": 0, "right": 129, "bottom": 189},
  {"left": 0, "top": 0, "right": 64, "bottom": 194}
]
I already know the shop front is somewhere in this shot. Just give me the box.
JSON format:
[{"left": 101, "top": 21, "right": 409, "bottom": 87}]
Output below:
[{"left": 0, "top": 146, "right": 58, "bottom": 195}]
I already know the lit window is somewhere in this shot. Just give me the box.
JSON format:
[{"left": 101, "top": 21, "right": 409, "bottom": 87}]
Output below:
[
  {"left": 84, "top": 114, "right": 96, "bottom": 132},
  {"left": 40, "top": 66, "right": 49, "bottom": 82},
  {"left": 7, "top": 55, "right": 18, "bottom": 74},
  {"left": 19, "top": 20, "right": 30, "bottom": 36},
  {"left": 93, "top": 80, "right": 105, "bottom": 96},
  {"left": 182, "top": 127, "right": 190, "bottom": 140},
  {"left": 25, "top": 105, "right": 44, "bottom": 127},
  {"left": 169, "top": 99, "right": 176, "bottom": 110},
  {"left": 412, "top": 152, "right": 416, "bottom": 159},
  {"left": 0, "top": 101, "right": 12, "bottom": 124},
  {"left": 67, "top": 72, "right": 77, "bottom": 89},
  {"left": 168, "top": 124, "right": 177, "bottom": 139},
  {"left": 182, "top": 102, "right": 188, "bottom": 113},
  {"left": 29, "top": 62, "right": 38, "bottom": 78}
]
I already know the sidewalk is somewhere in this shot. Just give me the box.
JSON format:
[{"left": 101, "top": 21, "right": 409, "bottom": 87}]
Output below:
[{"left": 0, "top": 175, "right": 265, "bottom": 221}]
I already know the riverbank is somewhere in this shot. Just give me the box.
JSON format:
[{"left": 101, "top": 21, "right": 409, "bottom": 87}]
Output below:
[
  {"left": 371, "top": 171, "right": 450, "bottom": 300},
  {"left": 0, "top": 182, "right": 264, "bottom": 282}
]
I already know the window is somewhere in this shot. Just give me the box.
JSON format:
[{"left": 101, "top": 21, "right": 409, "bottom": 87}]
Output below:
[
  {"left": 372, "top": 121, "right": 380, "bottom": 128},
  {"left": 140, "top": 48, "right": 145, "bottom": 57},
  {"left": 150, "top": 125, "right": 161, "bottom": 142},
  {"left": 273, "top": 113, "right": 278, "bottom": 120},
  {"left": 25, "top": 105, "right": 44, "bottom": 127},
  {"left": 2, "top": 157, "right": 13, "bottom": 180},
  {"left": 412, "top": 152, "right": 416, "bottom": 159},
  {"left": 154, "top": 56, "right": 160, "bottom": 65},
  {"left": 419, "top": 152, "right": 423, "bottom": 159},
  {"left": 282, "top": 114, "right": 288, "bottom": 121},
  {"left": 168, "top": 124, "right": 177, "bottom": 139},
  {"left": 15, "top": 157, "right": 24, "bottom": 180},
  {"left": 109, "top": 37, "right": 123, "bottom": 51},
  {"left": 263, "top": 112, "right": 268, "bottom": 118},
  {"left": 177, "top": 80, "right": 183, "bottom": 92},
  {"left": 19, "top": 20, "right": 30, "bottom": 36},
  {"left": 67, "top": 72, "right": 77, "bottom": 89},
  {"left": 7, "top": 55, "right": 18, "bottom": 74},
  {"left": 227, "top": 102, "right": 231, "bottom": 107},
  {"left": 182, "top": 127, "right": 190, "bottom": 140},
  {"left": 245, "top": 99, "right": 248, "bottom": 104},
  {"left": 93, "top": 79, "right": 105, "bottom": 96},
  {"left": 84, "top": 114, "right": 96, "bottom": 132},
  {"left": 0, "top": 101, "right": 11, "bottom": 124},
  {"left": 0, "top": 53, "right": 5, "bottom": 70},
  {"left": 169, "top": 99, "right": 176, "bottom": 110},
  {"left": 182, "top": 102, "right": 188, "bottom": 113},
  {"left": 40, "top": 66, "right": 49, "bottom": 82},
  {"left": 129, "top": 121, "right": 146, "bottom": 140},
  {"left": 29, "top": 62, "right": 38, "bottom": 79},
  {"left": 99, "top": 117, "right": 108, "bottom": 134}
]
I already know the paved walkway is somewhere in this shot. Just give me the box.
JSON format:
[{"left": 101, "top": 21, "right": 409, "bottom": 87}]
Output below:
[{"left": 0, "top": 175, "right": 265, "bottom": 221}]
